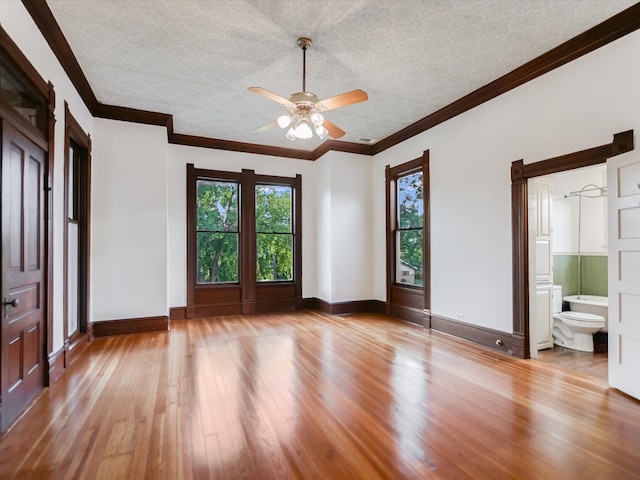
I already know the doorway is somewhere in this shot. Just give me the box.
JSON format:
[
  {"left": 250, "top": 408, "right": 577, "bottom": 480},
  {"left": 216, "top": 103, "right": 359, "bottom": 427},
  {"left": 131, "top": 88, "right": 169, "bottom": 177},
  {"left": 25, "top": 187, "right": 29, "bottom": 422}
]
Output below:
[
  {"left": 510, "top": 130, "right": 633, "bottom": 359},
  {"left": 0, "top": 121, "right": 47, "bottom": 430},
  {"left": 0, "top": 29, "right": 55, "bottom": 432},
  {"left": 528, "top": 165, "right": 609, "bottom": 380}
]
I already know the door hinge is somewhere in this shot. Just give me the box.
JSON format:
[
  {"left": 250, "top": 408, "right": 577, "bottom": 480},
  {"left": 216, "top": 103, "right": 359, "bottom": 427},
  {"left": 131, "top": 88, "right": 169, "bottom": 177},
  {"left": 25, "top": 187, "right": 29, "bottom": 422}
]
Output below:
[{"left": 43, "top": 174, "right": 52, "bottom": 192}]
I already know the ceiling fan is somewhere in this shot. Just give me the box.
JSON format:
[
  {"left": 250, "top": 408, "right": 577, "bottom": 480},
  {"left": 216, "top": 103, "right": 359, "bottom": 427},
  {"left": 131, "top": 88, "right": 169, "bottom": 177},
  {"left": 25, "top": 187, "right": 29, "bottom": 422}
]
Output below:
[{"left": 248, "top": 37, "right": 368, "bottom": 141}]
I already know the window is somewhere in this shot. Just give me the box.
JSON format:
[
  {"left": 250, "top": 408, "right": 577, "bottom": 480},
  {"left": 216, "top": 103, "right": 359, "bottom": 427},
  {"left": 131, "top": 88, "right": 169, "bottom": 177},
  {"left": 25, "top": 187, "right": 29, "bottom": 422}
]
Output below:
[
  {"left": 385, "top": 152, "right": 430, "bottom": 325},
  {"left": 396, "top": 171, "right": 424, "bottom": 286},
  {"left": 187, "top": 166, "right": 302, "bottom": 316},
  {"left": 196, "top": 180, "right": 239, "bottom": 283},
  {"left": 0, "top": 50, "right": 47, "bottom": 136},
  {"left": 64, "top": 103, "right": 91, "bottom": 355},
  {"left": 256, "top": 185, "right": 293, "bottom": 282}
]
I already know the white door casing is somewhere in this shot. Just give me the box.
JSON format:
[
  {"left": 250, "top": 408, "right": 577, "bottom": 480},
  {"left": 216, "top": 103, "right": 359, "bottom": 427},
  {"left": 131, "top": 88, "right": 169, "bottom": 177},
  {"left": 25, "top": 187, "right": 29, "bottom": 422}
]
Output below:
[{"left": 607, "top": 150, "right": 640, "bottom": 400}]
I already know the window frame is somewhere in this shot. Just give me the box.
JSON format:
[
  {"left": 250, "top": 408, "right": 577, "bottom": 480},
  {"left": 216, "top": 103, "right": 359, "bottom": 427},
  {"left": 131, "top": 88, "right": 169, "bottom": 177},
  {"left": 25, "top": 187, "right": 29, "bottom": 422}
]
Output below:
[
  {"left": 186, "top": 165, "right": 302, "bottom": 316},
  {"left": 63, "top": 102, "right": 92, "bottom": 360},
  {"left": 385, "top": 151, "right": 430, "bottom": 326},
  {"left": 255, "top": 182, "right": 295, "bottom": 283},
  {"left": 195, "top": 178, "right": 241, "bottom": 285}
]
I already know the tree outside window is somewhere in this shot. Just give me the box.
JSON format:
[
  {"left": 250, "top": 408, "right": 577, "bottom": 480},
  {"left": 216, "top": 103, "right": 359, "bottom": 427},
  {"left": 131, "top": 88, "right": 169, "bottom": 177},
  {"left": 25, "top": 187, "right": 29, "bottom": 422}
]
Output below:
[
  {"left": 196, "top": 180, "right": 239, "bottom": 283},
  {"left": 256, "top": 185, "right": 293, "bottom": 281},
  {"left": 396, "top": 171, "right": 423, "bottom": 286}
]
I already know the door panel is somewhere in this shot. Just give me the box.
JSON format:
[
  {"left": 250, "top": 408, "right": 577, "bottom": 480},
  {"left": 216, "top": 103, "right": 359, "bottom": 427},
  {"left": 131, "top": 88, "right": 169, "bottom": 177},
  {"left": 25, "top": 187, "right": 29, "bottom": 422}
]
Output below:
[
  {"left": 607, "top": 151, "right": 640, "bottom": 400},
  {"left": 1, "top": 121, "right": 46, "bottom": 431}
]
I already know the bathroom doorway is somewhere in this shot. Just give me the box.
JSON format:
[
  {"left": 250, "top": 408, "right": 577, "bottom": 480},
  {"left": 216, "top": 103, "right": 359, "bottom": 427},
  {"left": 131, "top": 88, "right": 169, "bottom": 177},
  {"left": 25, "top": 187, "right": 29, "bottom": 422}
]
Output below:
[{"left": 528, "top": 165, "right": 609, "bottom": 381}]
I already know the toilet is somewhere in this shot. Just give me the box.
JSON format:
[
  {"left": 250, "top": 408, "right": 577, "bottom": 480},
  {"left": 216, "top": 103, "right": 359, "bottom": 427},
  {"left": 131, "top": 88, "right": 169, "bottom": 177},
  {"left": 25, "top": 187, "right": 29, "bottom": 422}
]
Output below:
[{"left": 552, "top": 286, "right": 604, "bottom": 352}]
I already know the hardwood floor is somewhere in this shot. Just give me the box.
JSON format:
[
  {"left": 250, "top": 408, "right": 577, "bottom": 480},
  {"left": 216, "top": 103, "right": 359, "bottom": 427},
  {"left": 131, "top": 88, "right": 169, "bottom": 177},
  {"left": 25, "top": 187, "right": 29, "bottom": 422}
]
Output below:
[
  {"left": 1, "top": 311, "right": 639, "bottom": 479},
  {"left": 536, "top": 346, "right": 608, "bottom": 381}
]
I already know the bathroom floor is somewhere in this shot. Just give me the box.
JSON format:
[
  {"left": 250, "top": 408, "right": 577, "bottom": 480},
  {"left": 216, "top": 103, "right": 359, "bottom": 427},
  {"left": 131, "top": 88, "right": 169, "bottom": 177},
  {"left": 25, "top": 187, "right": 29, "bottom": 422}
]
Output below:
[{"left": 536, "top": 346, "right": 608, "bottom": 381}]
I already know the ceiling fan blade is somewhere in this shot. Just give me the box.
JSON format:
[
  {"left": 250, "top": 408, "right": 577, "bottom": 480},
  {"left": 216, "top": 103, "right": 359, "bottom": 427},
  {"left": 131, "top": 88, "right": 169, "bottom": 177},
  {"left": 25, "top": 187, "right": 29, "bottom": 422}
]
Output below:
[
  {"left": 254, "top": 120, "right": 278, "bottom": 132},
  {"left": 248, "top": 87, "right": 292, "bottom": 105},
  {"left": 322, "top": 119, "right": 345, "bottom": 139},
  {"left": 317, "top": 89, "right": 368, "bottom": 112}
]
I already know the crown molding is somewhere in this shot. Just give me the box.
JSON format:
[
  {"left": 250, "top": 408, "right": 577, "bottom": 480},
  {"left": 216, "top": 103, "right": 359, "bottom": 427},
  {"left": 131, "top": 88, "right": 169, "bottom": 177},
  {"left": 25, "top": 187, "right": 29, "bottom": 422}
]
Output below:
[
  {"left": 22, "top": 0, "right": 640, "bottom": 160},
  {"left": 372, "top": 3, "right": 640, "bottom": 154}
]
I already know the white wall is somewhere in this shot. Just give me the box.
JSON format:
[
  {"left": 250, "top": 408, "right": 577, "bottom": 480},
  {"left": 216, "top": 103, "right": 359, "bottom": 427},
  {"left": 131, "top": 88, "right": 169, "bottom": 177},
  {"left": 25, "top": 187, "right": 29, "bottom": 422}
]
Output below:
[
  {"left": 315, "top": 151, "right": 373, "bottom": 303},
  {"left": 0, "top": 2, "right": 93, "bottom": 351},
  {"left": 372, "top": 29, "right": 640, "bottom": 333},
  {"left": 91, "top": 119, "right": 168, "bottom": 320},
  {"left": 551, "top": 165, "right": 607, "bottom": 255}
]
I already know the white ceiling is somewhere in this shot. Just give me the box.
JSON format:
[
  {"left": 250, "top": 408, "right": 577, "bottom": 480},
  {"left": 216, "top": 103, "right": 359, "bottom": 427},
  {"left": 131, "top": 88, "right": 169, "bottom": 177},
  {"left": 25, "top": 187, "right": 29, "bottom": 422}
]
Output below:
[{"left": 46, "top": 0, "right": 636, "bottom": 151}]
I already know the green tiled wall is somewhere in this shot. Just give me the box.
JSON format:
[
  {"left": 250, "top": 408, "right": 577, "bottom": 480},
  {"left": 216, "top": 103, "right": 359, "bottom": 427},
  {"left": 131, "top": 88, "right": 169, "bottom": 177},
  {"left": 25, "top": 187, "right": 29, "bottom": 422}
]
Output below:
[{"left": 553, "top": 255, "right": 607, "bottom": 297}]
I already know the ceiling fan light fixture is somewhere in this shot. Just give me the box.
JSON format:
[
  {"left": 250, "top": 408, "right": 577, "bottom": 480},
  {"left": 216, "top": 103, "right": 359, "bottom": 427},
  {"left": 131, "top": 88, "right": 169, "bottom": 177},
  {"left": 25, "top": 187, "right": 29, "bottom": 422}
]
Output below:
[
  {"left": 315, "top": 124, "right": 329, "bottom": 140},
  {"left": 310, "top": 112, "right": 324, "bottom": 126},
  {"left": 293, "top": 121, "right": 313, "bottom": 139},
  {"left": 277, "top": 115, "right": 291, "bottom": 129},
  {"left": 249, "top": 36, "right": 367, "bottom": 142}
]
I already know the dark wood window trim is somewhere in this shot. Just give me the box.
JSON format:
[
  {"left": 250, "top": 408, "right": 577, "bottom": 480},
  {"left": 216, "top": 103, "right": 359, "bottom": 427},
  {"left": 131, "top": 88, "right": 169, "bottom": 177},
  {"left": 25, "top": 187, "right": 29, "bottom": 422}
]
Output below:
[
  {"left": 0, "top": 24, "right": 56, "bottom": 384},
  {"left": 63, "top": 102, "right": 92, "bottom": 365},
  {"left": 186, "top": 164, "right": 302, "bottom": 317},
  {"left": 385, "top": 150, "right": 430, "bottom": 326},
  {"left": 510, "top": 130, "right": 633, "bottom": 359}
]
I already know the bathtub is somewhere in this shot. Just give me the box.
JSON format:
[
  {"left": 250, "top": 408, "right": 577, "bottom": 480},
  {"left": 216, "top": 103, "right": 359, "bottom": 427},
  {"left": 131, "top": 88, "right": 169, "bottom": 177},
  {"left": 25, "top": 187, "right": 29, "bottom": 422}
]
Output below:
[{"left": 564, "top": 295, "right": 608, "bottom": 332}]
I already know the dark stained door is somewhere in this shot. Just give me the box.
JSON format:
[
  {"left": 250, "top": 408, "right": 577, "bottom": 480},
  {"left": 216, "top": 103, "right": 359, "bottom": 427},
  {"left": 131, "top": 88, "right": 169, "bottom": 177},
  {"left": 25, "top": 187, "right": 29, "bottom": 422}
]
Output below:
[{"left": 1, "top": 121, "right": 46, "bottom": 431}]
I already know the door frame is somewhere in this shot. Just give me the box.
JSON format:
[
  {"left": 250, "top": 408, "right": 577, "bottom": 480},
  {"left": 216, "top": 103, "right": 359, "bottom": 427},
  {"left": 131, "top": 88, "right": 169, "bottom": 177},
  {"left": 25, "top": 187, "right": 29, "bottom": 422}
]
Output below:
[
  {"left": 0, "top": 27, "right": 56, "bottom": 384},
  {"left": 510, "top": 130, "right": 633, "bottom": 358},
  {"left": 63, "top": 102, "right": 92, "bottom": 366}
]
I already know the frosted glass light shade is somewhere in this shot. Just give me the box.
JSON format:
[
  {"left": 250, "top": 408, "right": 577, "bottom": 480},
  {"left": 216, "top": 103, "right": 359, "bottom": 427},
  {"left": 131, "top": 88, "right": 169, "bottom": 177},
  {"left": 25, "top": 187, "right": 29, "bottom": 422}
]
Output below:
[
  {"left": 294, "top": 122, "right": 313, "bottom": 139},
  {"left": 285, "top": 127, "right": 296, "bottom": 141},
  {"left": 315, "top": 124, "right": 328, "bottom": 139},
  {"left": 277, "top": 115, "right": 291, "bottom": 128},
  {"left": 310, "top": 112, "right": 324, "bottom": 126}
]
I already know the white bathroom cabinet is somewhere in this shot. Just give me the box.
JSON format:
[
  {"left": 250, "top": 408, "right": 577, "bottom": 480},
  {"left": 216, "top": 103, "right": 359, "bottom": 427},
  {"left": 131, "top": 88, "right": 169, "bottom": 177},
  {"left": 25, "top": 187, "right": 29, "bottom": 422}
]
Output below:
[{"left": 535, "top": 285, "right": 553, "bottom": 350}]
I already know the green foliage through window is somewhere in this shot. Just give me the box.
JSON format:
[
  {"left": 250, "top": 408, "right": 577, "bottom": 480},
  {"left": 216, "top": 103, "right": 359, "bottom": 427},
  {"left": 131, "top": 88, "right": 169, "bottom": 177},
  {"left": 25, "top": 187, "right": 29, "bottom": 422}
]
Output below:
[
  {"left": 256, "top": 185, "right": 293, "bottom": 281},
  {"left": 396, "top": 172, "right": 423, "bottom": 286},
  {"left": 196, "top": 180, "right": 239, "bottom": 283}
]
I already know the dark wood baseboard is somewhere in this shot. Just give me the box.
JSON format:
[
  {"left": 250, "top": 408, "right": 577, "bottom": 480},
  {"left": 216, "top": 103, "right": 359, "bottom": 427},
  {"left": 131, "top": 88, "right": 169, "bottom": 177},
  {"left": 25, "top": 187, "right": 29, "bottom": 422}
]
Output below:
[
  {"left": 93, "top": 316, "right": 169, "bottom": 337},
  {"left": 431, "top": 314, "right": 512, "bottom": 354},
  {"left": 65, "top": 328, "right": 93, "bottom": 367},
  {"left": 47, "top": 348, "right": 65, "bottom": 385},
  {"left": 389, "top": 304, "right": 427, "bottom": 326},
  {"left": 171, "top": 298, "right": 386, "bottom": 318},
  {"left": 170, "top": 306, "right": 186, "bottom": 320},
  {"left": 315, "top": 298, "right": 386, "bottom": 316}
]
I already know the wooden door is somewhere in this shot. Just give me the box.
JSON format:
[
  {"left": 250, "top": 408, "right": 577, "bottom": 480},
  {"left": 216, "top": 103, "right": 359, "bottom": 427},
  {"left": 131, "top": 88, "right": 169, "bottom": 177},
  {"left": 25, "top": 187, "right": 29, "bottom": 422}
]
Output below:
[
  {"left": 607, "top": 151, "right": 640, "bottom": 400},
  {"left": 1, "top": 121, "right": 46, "bottom": 431}
]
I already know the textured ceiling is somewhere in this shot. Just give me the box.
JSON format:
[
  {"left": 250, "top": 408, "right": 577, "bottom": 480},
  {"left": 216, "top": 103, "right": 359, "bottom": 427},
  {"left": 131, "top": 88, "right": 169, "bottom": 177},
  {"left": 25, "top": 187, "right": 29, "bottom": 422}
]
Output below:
[{"left": 46, "top": 0, "right": 636, "bottom": 151}]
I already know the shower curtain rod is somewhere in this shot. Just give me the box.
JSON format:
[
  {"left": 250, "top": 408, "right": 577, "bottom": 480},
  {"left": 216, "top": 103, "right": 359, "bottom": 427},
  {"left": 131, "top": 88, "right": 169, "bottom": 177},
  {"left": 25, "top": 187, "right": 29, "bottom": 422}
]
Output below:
[{"left": 564, "top": 185, "right": 607, "bottom": 198}]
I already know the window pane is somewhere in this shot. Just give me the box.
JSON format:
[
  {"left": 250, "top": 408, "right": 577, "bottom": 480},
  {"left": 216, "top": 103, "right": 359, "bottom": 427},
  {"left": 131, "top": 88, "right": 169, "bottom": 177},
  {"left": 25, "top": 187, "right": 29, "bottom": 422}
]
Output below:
[
  {"left": 197, "top": 232, "right": 238, "bottom": 283},
  {"left": 68, "top": 146, "right": 74, "bottom": 220},
  {"left": 396, "top": 230, "right": 423, "bottom": 286},
  {"left": 398, "top": 172, "right": 423, "bottom": 229},
  {"left": 257, "top": 233, "right": 293, "bottom": 281},
  {"left": 197, "top": 180, "right": 238, "bottom": 231},
  {"left": 0, "top": 64, "right": 45, "bottom": 132},
  {"left": 256, "top": 185, "right": 292, "bottom": 233}
]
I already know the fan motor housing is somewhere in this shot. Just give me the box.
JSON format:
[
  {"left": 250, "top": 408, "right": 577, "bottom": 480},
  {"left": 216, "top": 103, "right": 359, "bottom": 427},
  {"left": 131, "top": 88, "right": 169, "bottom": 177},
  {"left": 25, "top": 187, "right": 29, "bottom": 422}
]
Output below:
[{"left": 289, "top": 91, "right": 320, "bottom": 104}]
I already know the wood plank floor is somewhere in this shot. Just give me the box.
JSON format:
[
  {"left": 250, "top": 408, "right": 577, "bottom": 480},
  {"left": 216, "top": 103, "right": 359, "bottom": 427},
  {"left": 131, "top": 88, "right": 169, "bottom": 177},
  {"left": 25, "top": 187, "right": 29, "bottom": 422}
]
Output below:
[
  {"left": 536, "top": 346, "right": 608, "bottom": 381},
  {"left": 1, "top": 311, "right": 639, "bottom": 479}
]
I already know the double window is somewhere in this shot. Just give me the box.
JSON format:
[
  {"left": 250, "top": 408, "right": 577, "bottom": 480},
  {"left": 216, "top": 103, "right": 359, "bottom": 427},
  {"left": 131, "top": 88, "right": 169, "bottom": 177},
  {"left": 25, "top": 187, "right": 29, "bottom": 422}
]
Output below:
[{"left": 187, "top": 166, "right": 301, "bottom": 315}]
